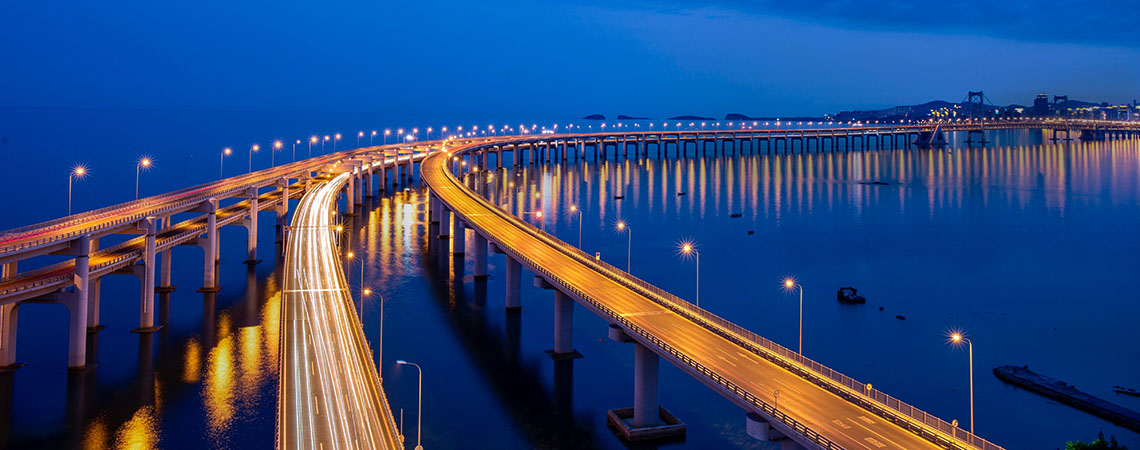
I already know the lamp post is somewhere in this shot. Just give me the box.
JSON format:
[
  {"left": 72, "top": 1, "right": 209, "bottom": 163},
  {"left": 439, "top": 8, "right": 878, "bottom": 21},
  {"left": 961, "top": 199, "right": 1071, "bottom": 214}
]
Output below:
[
  {"left": 293, "top": 139, "right": 300, "bottom": 163},
  {"left": 135, "top": 157, "right": 152, "bottom": 200},
  {"left": 384, "top": 129, "right": 391, "bottom": 145},
  {"left": 616, "top": 221, "right": 630, "bottom": 272},
  {"left": 569, "top": 205, "right": 582, "bottom": 248},
  {"left": 323, "top": 135, "right": 329, "bottom": 154},
  {"left": 357, "top": 131, "right": 364, "bottom": 147},
  {"left": 334, "top": 133, "right": 342, "bottom": 152},
  {"left": 680, "top": 242, "right": 699, "bottom": 306},
  {"left": 950, "top": 332, "right": 975, "bottom": 434},
  {"left": 396, "top": 360, "right": 423, "bottom": 450},
  {"left": 220, "top": 147, "right": 232, "bottom": 179},
  {"left": 248, "top": 143, "right": 260, "bottom": 173},
  {"left": 68, "top": 165, "right": 87, "bottom": 215},
  {"left": 272, "top": 140, "right": 283, "bottom": 167},
  {"left": 309, "top": 136, "right": 317, "bottom": 158},
  {"left": 783, "top": 278, "right": 804, "bottom": 354},
  {"left": 371, "top": 130, "right": 377, "bottom": 146}
]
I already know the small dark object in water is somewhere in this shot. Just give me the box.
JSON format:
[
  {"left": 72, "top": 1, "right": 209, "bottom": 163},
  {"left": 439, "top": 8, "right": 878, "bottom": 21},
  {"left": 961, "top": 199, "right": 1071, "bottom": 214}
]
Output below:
[
  {"left": 747, "top": 230, "right": 755, "bottom": 235},
  {"left": 677, "top": 191, "right": 687, "bottom": 196},
  {"left": 895, "top": 315, "right": 906, "bottom": 320},
  {"left": 859, "top": 181, "right": 890, "bottom": 186},
  {"left": 730, "top": 213, "right": 742, "bottom": 218},
  {"left": 878, "top": 306, "right": 884, "bottom": 311},
  {"left": 613, "top": 195, "right": 624, "bottom": 199},
  {"left": 1114, "top": 385, "right": 1140, "bottom": 396},
  {"left": 836, "top": 287, "right": 866, "bottom": 304}
]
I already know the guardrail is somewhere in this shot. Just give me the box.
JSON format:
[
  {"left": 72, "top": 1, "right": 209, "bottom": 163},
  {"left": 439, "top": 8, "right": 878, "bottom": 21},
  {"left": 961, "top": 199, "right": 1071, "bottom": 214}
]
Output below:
[{"left": 436, "top": 140, "right": 1006, "bottom": 450}]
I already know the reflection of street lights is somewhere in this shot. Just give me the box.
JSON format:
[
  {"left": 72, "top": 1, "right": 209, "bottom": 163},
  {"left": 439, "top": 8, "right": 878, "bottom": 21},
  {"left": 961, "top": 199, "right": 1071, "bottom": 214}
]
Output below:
[
  {"left": 396, "top": 360, "right": 424, "bottom": 450},
  {"left": 220, "top": 147, "right": 232, "bottom": 179},
  {"left": 569, "top": 205, "right": 582, "bottom": 248},
  {"left": 680, "top": 242, "right": 699, "bottom": 306},
  {"left": 783, "top": 278, "right": 804, "bottom": 354},
  {"left": 950, "top": 332, "right": 975, "bottom": 434},
  {"left": 135, "top": 157, "right": 152, "bottom": 200},
  {"left": 68, "top": 165, "right": 87, "bottom": 215},
  {"left": 616, "top": 221, "right": 630, "bottom": 272}
]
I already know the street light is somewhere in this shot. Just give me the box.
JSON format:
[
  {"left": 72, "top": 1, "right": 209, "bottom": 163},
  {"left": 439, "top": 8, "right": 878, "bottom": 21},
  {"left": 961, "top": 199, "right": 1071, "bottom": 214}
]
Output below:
[
  {"left": 371, "top": 130, "right": 377, "bottom": 146},
  {"left": 950, "top": 332, "right": 975, "bottom": 434},
  {"left": 680, "top": 242, "right": 699, "bottom": 306},
  {"left": 68, "top": 165, "right": 87, "bottom": 215},
  {"left": 272, "top": 140, "right": 283, "bottom": 167},
  {"left": 783, "top": 278, "right": 804, "bottom": 354},
  {"left": 357, "top": 130, "right": 364, "bottom": 147},
  {"left": 616, "top": 221, "right": 630, "bottom": 272},
  {"left": 384, "top": 129, "right": 391, "bottom": 144},
  {"left": 135, "top": 157, "right": 152, "bottom": 200},
  {"left": 334, "top": 133, "right": 342, "bottom": 152},
  {"left": 569, "top": 205, "right": 582, "bottom": 248},
  {"left": 309, "top": 136, "right": 318, "bottom": 158},
  {"left": 323, "top": 135, "right": 330, "bottom": 154},
  {"left": 248, "top": 143, "right": 260, "bottom": 173},
  {"left": 293, "top": 139, "right": 300, "bottom": 162},
  {"left": 220, "top": 147, "right": 232, "bottom": 179},
  {"left": 395, "top": 360, "right": 424, "bottom": 450}
]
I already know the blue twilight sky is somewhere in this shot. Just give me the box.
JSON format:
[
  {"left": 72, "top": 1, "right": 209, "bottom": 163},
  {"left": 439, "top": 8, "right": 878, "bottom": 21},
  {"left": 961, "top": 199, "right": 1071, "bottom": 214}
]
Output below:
[{"left": 2, "top": 0, "right": 1139, "bottom": 119}]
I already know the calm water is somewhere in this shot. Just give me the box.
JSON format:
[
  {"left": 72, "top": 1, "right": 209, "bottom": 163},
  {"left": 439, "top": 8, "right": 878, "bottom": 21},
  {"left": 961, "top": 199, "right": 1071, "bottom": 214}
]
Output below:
[{"left": 1, "top": 119, "right": 1138, "bottom": 450}]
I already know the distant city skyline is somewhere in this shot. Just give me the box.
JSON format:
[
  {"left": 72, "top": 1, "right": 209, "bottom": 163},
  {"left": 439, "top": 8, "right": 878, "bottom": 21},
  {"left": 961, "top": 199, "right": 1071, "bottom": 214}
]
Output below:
[{"left": 2, "top": 1, "right": 1138, "bottom": 121}]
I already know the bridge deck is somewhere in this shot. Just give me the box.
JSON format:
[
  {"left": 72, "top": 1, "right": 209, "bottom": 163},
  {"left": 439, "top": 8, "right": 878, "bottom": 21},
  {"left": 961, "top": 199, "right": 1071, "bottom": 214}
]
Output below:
[{"left": 425, "top": 145, "right": 972, "bottom": 450}]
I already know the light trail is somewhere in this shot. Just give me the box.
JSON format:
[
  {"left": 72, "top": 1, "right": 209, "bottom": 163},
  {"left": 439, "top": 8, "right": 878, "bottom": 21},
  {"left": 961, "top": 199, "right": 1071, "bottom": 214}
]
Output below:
[{"left": 279, "top": 171, "right": 401, "bottom": 450}]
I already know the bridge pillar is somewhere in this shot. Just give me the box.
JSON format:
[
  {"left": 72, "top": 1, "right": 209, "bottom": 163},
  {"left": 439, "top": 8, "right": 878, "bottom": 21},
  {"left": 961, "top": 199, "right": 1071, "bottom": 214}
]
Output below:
[
  {"left": 354, "top": 170, "right": 364, "bottom": 205},
  {"left": 452, "top": 219, "right": 465, "bottom": 255},
  {"left": 365, "top": 161, "right": 374, "bottom": 198},
  {"left": 243, "top": 188, "right": 260, "bottom": 265},
  {"left": 1, "top": 262, "right": 15, "bottom": 282},
  {"left": 157, "top": 216, "right": 175, "bottom": 292},
  {"left": 472, "top": 231, "right": 488, "bottom": 279},
  {"left": 378, "top": 161, "right": 387, "bottom": 191},
  {"left": 198, "top": 198, "right": 220, "bottom": 293},
  {"left": 276, "top": 178, "right": 290, "bottom": 243},
  {"left": 505, "top": 256, "right": 521, "bottom": 312},
  {"left": 135, "top": 216, "right": 159, "bottom": 332},
  {"left": 67, "top": 234, "right": 92, "bottom": 370},
  {"left": 429, "top": 194, "right": 440, "bottom": 224},
  {"left": 438, "top": 205, "right": 451, "bottom": 238},
  {"left": 549, "top": 290, "right": 581, "bottom": 359},
  {"left": 0, "top": 303, "right": 19, "bottom": 368},
  {"left": 633, "top": 342, "right": 659, "bottom": 428}
]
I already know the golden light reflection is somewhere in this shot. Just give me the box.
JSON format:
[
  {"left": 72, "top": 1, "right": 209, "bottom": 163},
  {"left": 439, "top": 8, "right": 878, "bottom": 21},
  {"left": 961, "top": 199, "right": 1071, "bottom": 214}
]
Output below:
[
  {"left": 112, "top": 406, "right": 160, "bottom": 450},
  {"left": 81, "top": 415, "right": 109, "bottom": 450},
  {"left": 182, "top": 337, "right": 202, "bottom": 384},
  {"left": 205, "top": 314, "right": 236, "bottom": 437}
]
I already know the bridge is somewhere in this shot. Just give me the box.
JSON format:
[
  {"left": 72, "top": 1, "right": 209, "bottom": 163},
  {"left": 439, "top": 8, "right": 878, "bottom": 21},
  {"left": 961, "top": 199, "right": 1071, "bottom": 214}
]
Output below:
[{"left": 0, "top": 118, "right": 1136, "bottom": 449}]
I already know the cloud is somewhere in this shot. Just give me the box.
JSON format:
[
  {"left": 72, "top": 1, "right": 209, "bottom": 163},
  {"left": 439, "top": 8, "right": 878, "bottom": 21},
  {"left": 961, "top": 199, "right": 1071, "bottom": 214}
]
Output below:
[{"left": 604, "top": 0, "right": 1140, "bottom": 48}]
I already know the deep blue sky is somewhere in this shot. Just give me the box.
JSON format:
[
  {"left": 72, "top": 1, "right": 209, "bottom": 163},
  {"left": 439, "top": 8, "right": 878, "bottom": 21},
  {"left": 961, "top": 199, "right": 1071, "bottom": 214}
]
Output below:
[{"left": 3, "top": 1, "right": 1138, "bottom": 119}]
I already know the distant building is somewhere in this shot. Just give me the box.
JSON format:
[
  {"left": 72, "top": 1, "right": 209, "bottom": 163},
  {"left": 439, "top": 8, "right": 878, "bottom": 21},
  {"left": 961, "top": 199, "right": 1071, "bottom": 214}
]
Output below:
[{"left": 1033, "top": 93, "right": 1051, "bottom": 116}]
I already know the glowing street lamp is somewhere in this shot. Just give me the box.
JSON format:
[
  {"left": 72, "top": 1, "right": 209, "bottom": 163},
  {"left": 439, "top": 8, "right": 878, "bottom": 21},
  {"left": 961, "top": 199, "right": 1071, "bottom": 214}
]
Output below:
[
  {"left": 783, "top": 278, "right": 804, "bottom": 354},
  {"left": 384, "top": 129, "right": 391, "bottom": 144},
  {"left": 68, "top": 165, "right": 88, "bottom": 215},
  {"left": 272, "top": 140, "right": 283, "bottom": 167},
  {"left": 220, "top": 147, "right": 232, "bottom": 179},
  {"left": 371, "top": 130, "right": 377, "bottom": 146},
  {"left": 248, "top": 143, "right": 260, "bottom": 173},
  {"left": 135, "top": 157, "right": 152, "bottom": 200},
  {"left": 950, "top": 332, "right": 975, "bottom": 434},
  {"left": 569, "top": 205, "right": 583, "bottom": 248},
  {"left": 293, "top": 139, "right": 300, "bottom": 162},
  {"left": 616, "top": 221, "right": 631, "bottom": 272},
  {"left": 680, "top": 242, "right": 699, "bottom": 306},
  {"left": 323, "top": 135, "right": 330, "bottom": 154},
  {"left": 357, "top": 130, "right": 364, "bottom": 147},
  {"left": 309, "top": 136, "right": 318, "bottom": 158},
  {"left": 334, "top": 133, "right": 342, "bottom": 152},
  {"left": 395, "top": 360, "right": 424, "bottom": 450}
]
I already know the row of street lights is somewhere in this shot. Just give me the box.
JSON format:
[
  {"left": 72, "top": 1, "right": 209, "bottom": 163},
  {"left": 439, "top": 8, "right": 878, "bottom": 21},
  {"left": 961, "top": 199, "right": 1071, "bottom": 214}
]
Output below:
[
  {"left": 539, "top": 203, "right": 979, "bottom": 434},
  {"left": 66, "top": 156, "right": 154, "bottom": 215}
]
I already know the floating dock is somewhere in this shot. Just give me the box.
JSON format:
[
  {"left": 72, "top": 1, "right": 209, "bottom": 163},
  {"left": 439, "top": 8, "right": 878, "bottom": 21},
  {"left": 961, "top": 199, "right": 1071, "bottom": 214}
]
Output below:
[{"left": 994, "top": 365, "right": 1140, "bottom": 432}]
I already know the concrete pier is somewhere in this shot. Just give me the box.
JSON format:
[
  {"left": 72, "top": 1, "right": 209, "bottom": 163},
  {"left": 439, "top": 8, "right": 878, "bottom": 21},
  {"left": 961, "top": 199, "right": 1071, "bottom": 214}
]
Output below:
[
  {"left": 197, "top": 198, "right": 220, "bottom": 293},
  {"left": 472, "top": 231, "right": 488, "bottom": 279},
  {"left": 243, "top": 188, "right": 259, "bottom": 264},
  {"left": 633, "top": 342, "right": 659, "bottom": 428},
  {"left": 548, "top": 290, "right": 581, "bottom": 360},
  {"left": 157, "top": 216, "right": 175, "bottom": 292},
  {"left": 452, "top": 220, "right": 465, "bottom": 255},
  {"left": 505, "top": 256, "right": 521, "bottom": 311},
  {"left": 135, "top": 216, "right": 158, "bottom": 332}
]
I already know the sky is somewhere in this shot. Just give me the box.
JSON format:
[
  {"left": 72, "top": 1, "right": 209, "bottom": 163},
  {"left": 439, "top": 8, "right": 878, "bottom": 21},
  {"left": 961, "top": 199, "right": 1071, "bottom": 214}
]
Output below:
[{"left": 2, "top": 0, "right": 1138, "bottom": 120}]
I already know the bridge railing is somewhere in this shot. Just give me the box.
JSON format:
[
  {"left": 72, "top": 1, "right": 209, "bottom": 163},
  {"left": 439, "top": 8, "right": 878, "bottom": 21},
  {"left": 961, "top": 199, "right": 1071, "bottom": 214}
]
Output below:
[{"left": 448, "top": 141, "right": 1005, "bottom": 450}]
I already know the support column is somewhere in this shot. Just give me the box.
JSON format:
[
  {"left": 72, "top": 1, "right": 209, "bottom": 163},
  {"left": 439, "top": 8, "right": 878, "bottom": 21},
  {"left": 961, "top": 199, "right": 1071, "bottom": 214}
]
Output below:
[
  {"left": 135, "top": 217, "right": 159, "bottom": 332},
  {"left": 452, "top": 220, "right": 465, "bottom": 254},
  {"left": 550, "top": 290, "right": 581, "bottom": 359},
  {"left": 244, "top": 189, "right": 260, "bottom": 264},
  {"left": 198, "top": 198, "right": 220, "bottom": 292},
  {"left": 87, "top": 277, "right": 102, "bottom": 330},
  {"left": 438, "top": 205, "right": 451, "bottom": 238},
  {"left": 158, "top": 216, "right": 175, "bottom": 292},
  {"left": 1, "top": 262, "right": 15, "bottom": 282},
  {"left": 67, "top": 234, "right": 91, "bottom": 370},
  {"left": 633, "top": 342, "right": 660, "bottom": 428},
  {"left": 354, "top": 170, "right": 363, "bottom": 205},
  {"left": 430, "top": 194, "right": 441, "bottom": 224},
  {"left": 0, "top": 303, "right": 19, "bottom": 368},
  {"left": 505, "top": 256, "right": 521, "bottom": 312},
  {"left": 472, "top": 231, "right": 488, "bottom": 279},
  {"left": 276, "top": 178, "right": 290, "bottom": 243}
]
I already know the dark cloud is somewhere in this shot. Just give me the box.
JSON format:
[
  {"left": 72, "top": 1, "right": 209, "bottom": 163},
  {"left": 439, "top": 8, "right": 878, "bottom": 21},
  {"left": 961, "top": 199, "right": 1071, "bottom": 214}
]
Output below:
[{"left": 617, "top": 0, "right": 1140, "bottom": 48}]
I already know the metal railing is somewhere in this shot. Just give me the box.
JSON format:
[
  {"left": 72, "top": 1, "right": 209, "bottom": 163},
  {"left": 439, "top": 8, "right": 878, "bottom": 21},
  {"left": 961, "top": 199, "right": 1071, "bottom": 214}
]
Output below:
[{"left": 436, "top": 140, "right": 1006, "bottom": 450}]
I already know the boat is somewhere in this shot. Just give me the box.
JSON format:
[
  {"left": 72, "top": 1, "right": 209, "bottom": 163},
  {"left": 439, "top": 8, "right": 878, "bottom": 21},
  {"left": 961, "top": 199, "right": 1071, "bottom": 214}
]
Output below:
[
  {"left": 1114, "top": 386, "right": 1140, "bottom": 396},
  {"left": 613, "top": 194, "right": 625, "bottom": 199},
  {"left": 729, "top": 213, "right": 742, "bottom": 218},
  {"left": 836, "top": 287, "right": 866, "bottom": 304}
]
